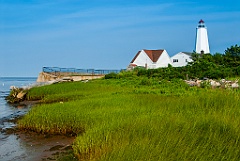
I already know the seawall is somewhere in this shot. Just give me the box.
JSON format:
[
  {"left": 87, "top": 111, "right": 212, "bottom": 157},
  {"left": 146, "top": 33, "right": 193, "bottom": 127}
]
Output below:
[{"left": 36, "top": 72, "right": 105, "bottom": 83}]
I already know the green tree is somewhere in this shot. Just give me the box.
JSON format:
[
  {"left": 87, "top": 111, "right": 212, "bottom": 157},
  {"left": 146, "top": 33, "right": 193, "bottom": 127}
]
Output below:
[
  {"left": 224, "top": 44, "right": 240, "bottom": 67},
  {"left": 212, "top": 53, "right": 224, "bottom": 65}
]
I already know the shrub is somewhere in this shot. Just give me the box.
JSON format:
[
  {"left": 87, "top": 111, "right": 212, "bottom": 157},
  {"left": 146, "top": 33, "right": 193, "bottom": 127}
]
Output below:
[{"left": 105, "top": 72, "right": 118, "bottom": 79}]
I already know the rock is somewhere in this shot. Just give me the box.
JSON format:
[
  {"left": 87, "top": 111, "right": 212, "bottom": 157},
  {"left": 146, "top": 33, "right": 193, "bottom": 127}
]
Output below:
[
  {"left": 81, "top": 79, "right": 89, "bottom": 83},
  {"left": 184, "top": 80, "right": 197, "bottom": 86},
  {"left": 209, "top": 80, "right": 221, "bottom": 88},
  {"left": 17, "top": 91, "right": 27, "bottom": 99},
  {"left": 6, "top": 87, "right": 28, "bottom": 103},
  {"left": 231, "top": 82, "right": 239, "bottom": 88},
  {"left": 10, "top": 86, "right": 16, "bottom": 90},
  {"left": 184, "top": 79, "right": 239, "bottom": 89},
  {"left": 195, "top": 80, "right": 202, "bottom": 87},
  {"left": 62, "top": 77, "right": 73, "bottom": 81}
]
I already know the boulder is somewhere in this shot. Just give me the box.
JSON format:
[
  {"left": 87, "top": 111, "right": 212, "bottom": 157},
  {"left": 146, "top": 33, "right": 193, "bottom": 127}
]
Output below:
[{"left": 231, "top": 82, "right": 239, "bottom": 88}]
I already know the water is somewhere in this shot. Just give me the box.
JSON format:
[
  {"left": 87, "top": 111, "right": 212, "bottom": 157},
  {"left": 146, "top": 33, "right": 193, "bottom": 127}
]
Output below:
[
  {"left": 0, "top": 77, "right": 37, "bottom": 161},
  {"left": 0, "top": 77, "right": 36, "bottom": 120}
]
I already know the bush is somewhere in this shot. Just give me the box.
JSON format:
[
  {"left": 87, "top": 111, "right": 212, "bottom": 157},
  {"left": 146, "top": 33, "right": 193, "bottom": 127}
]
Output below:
[{"left": 105, "top": 72, "right": 118, "bottom": 79}]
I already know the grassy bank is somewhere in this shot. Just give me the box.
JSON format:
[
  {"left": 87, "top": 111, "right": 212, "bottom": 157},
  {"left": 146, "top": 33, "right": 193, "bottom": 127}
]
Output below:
[{"left": 18, "top": 77, "right": 240, "bottom": 160}]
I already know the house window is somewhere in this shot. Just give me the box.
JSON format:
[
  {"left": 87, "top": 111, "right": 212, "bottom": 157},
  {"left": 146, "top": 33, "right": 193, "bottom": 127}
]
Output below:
[
  {"left": 185, "top": 59, "right": 188, "bottom": 62},
  {"left": 173, "top": 59, "right": 178, "bottom": 63}
]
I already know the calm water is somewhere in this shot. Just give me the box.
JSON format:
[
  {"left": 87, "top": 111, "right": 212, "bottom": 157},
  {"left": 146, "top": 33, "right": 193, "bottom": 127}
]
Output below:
[
  {"left": 0, "top": 77, "right": 36, "bottom": 119},
  {"left": 0, "top": 77, "right": 37, "bottom": 160}
]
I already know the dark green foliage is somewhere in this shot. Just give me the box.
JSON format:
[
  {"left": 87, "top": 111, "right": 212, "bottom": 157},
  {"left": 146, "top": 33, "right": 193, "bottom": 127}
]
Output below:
[
  {"left": 105, "top": 72, "right": 118, "bottom": 79},
  {"left": 224, "top": 44, "right": 240, "bottom": 67}
]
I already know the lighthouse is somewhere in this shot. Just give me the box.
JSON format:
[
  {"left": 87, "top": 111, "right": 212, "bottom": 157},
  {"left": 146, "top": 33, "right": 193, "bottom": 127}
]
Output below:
[{"left": 195, "top": 19, "right": 210, "bottom": 54}]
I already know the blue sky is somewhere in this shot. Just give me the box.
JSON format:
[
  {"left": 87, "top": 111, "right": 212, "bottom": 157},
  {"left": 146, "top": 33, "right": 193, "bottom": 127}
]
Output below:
[{"left": 0, "top": 0, "right": 240, "bottom": 77}]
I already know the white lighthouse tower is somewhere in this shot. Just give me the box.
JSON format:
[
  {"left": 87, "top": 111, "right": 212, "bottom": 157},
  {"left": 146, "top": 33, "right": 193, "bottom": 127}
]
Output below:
[{"left": 195, "top": 19, "right": 210, "bottom": 54}]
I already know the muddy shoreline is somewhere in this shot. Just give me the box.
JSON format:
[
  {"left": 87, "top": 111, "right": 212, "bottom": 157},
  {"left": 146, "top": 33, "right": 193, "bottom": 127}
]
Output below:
[
  {"left": 15, "top": 131, "right": 75, "bottom": 161},
  {"left": 0, "top": 101, "right": 77, "bottom": 161},
  {"left": 1, "top": 128, "right": 76, "bottom": 161}
]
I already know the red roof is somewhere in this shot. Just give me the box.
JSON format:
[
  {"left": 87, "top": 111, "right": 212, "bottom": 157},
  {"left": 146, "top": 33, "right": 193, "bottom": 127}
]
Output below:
[
  {"left": 199, "top": 19, "right": 204, "bottom": 23},
  {"left": 131, "top": 49, "right": 164, "bottom": 63},
  {"left": 144, "top": 50, "right": 164, "bottom": 62}
]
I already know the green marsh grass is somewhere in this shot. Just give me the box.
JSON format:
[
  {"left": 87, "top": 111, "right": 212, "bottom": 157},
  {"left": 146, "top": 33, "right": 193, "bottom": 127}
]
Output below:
[{"left": 18, "top": 78, "right": 240, "bottom": 160}]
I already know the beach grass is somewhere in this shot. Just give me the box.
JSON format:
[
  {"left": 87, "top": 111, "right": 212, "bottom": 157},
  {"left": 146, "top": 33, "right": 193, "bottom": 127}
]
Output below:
[{"left": 18, "top": 78, "right": 240, "bottom": 160}]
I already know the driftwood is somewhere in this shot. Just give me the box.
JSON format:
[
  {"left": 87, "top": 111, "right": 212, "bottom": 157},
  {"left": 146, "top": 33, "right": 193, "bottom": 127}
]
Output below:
[{"left": 6, "top": 87, "right": 27, "bottom": 103}]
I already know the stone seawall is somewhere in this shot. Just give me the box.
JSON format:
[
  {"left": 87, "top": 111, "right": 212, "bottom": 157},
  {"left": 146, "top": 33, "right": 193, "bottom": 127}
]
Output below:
[{"left": 36, "top": 72, "right": 105, "bottom": 83}]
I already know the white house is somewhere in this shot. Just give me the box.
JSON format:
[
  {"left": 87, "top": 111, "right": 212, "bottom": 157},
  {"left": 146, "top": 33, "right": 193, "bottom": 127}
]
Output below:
[
  {"left": 128, "top": 49, "right": 172, "bottom": 70},
  {"left": 170, "top": 52, "right": 193, "bottom": 67}
]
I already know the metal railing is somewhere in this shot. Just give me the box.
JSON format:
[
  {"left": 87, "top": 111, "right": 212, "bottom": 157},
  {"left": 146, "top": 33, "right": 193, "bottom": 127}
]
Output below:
[{"left": 43, "top": 67, "right": 122, "bottom": 75}]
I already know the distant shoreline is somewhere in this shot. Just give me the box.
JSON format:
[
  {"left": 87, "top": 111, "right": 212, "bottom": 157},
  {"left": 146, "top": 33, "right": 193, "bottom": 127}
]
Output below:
[{"left": 0, "top": 77, "right": 37, "bottom": 79}]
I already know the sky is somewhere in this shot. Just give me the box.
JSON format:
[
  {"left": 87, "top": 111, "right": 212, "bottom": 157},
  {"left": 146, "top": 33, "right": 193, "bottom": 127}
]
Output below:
[{"left": 0, "top": 0, "right": 240, "bottom": 77}]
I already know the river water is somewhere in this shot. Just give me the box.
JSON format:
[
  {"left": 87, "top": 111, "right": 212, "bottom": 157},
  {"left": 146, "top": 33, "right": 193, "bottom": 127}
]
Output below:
[{"left": 0, "top": 77, "right": 75, "bottom": 161}]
